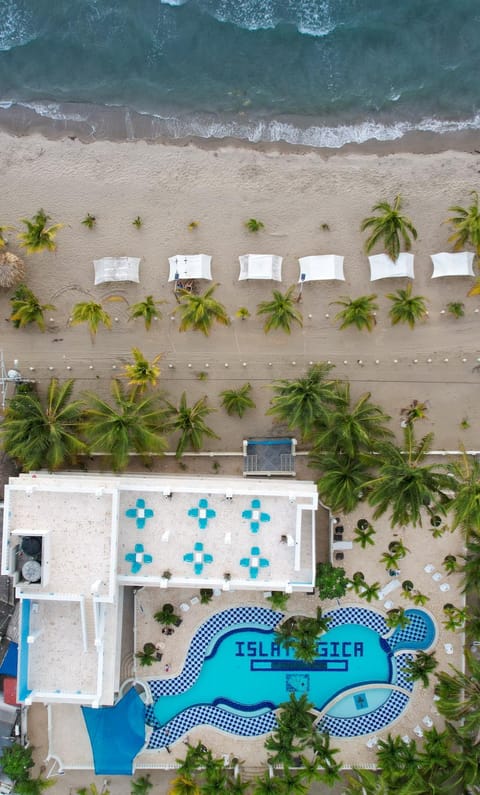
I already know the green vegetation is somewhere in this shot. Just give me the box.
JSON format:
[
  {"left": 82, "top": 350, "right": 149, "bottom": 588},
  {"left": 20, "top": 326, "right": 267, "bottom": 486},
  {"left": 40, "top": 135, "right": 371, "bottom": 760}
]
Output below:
[
  {"left": 447, "top": 300, "right": 465, "bottom": 318},
  {"left": 135, "top": 642, "right": 157, "bottom": 667},
  {"left": 268, "top": 362, "right": 338, "bottom": 441},
  {"left": 387, "top": 284, "right": 428, "bottom": 328},
  {"left": 0, "top": 223, "right": 13, "bottom": 248},
  {"left": 128, "top": 295, "right": 164, "bottom": 330},
  {"left": 332, "top": 294, "right": 378, "bottom": 332},
  {"left": 70, "top": 300, "right": 112, "bottom": 340},
  {"left": 123, "top": 348, "right": 162, "bottom": 391},
  {"left": 1, "top": 379, "right": 86, "bottom": 471},
  {"left": 315, "top": 561, "right": 349, "bottom": 599},
  {"left": 154, "top": 603, "right": 182, "bottom": 627},
  {"left": 81, "top": 213, "right": 96, "bottom": 229},
  {"left": 175, "top": 283, "right": 230, "bottom": 336},
  {"left": 82, "top": 379, "right": 167, "bottom": 471},
  {"left": 132, "top": 215, "right": 143, "bottom": 229},
  {"left": 219, "top": 382, "right": 255, "bottom": 418},
  {"left": 256, "top": 285, "right": 303, "bottom": 334},
  {"left": 361, "top": 194, "right": 417, "bottom": 260},
  {"left": 10, "top": 284, "right": 55, "bottom": 331},
  {"left": 18, "top": 209, "right": 63, "bottom": 253},
  {"left": 165, "top": 392, "right": 218, "bottom": 458},
  {"left": 446, "top": 189, "right": 480, "bottom": 256},
  {"left": 235, "top": 306, "right": 251, "bottom": 319},
  {"left": 245, "top": 218, "right": 264, "bottom": 232}
]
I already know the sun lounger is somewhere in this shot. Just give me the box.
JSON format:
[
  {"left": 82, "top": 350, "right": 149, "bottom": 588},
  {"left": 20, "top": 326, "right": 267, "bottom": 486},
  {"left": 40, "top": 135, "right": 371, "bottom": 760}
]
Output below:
[
  {"left": 444, "top": 643, "right": 454, "bottom": 654},
  {"left": 422, "top": 715, "right": 433, "bottom": 727},
  {"left": 378, "top": 579, "right": 401, "bottom": 600},
  {"left": 424, "top": 564, "right": 435, "bottom": 573},
  {"left": 401, "top": 735, "right": 410, "bottom": 744},
  {"left": 432, "top": 572, "right": 442, "bottom": 581},
  {"left": 413, "top": 725, "right": 423, "bottom": 737},
  {"left": 332, "top": 540, "right": 353, "bottom": 550},
  {"left": 190, "top": 596, "right": 199, "bottom": 606},
  {"left": 440, "top": 582, "right": 450, "bottom": 592},
  {"left": 366, "top": 736, "right": 378, "bottom": 748},
  {"left": 180, "top": 603, "right": 190, "bottom": 612}
]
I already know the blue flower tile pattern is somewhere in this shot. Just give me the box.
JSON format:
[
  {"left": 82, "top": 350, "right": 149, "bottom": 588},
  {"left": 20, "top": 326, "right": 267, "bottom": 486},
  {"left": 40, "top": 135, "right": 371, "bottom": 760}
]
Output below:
[
  {"left": 242, "top": 499, "right": 271, "bottom": 533},
  {"left": 188, "top": 498, "right": 216, "bottom": 530},
  {"left": 240, "top": 545, "right": 269, "bottom": 579},
  {"left": 183, "top": 541, "right": 214, "bottom": 575},
  {"left": 125, "top": 498, "right": 154, "bottom": 529},
  {"left": 125, "top": 543, "right": 153, "bottom": 574}
]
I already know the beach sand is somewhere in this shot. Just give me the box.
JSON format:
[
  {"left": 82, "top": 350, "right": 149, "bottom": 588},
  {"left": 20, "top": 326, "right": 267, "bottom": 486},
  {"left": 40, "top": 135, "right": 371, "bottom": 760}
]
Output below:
[{"left": 0, "top": 130, "right": 476, "bottom": 791}]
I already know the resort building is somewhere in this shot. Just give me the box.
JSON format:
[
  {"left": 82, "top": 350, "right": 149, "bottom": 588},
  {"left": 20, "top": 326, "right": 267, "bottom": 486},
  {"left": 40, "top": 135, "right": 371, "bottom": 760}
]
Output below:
[{"left": 1, "top": 472, "right": 318, "bottom": 710}]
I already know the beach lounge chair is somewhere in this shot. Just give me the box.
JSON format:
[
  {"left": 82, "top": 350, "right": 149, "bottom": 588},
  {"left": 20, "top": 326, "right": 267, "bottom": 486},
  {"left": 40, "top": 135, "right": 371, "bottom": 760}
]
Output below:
[
  {"left": 413, "top": 725, "right": 423, "bottom": 738},
  {"left": 298, "top": 255, "right": 345, "bottom": 282},
  {"left": 401, "top": 735, "right": 410, "bottom": 744},
  {"left": 432, "top": 572, "right": 442, "bottom": 581},
  {"left": 378, "top": 579, "right": 401, "bottom": 600},
  {"left": 369, "top": 253, "right": 415, "bottom": 281},
  {"left": 422, "top": 715, "right": 433, "bottom": 727},
  {"left": 238, "top": 254, "right": 283, "bottom": 281},
  {"left": 424, "top": 564, "right": 435, "bottom": 573},
  {"left": 190, "top": 596, "right": 199, "bottom": 606},
  {"left": 430, "top": 251, "right": 475, "bottom": 278},
  {"left": 180, "top": 603, "right": 190, "bottom": 612},
  {"left": 439, "top": 582, "right": 450, "bottom": 592},
  {"left": 366, "top": 736, "right": 378, "bottom": 748},
  {"left": 444, "top": 643, "right": 454, "bottom": 654}
]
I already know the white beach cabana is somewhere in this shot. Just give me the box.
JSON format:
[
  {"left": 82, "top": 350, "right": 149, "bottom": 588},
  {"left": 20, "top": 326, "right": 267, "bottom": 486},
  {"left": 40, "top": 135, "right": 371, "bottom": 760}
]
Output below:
[
  {"left": 368, "top": 253, "right": 415, "bottom": 281},
  {"left": 298, "top": 255, "right": 345, "bottom": 282},
  {"left": 94, "top": 257, "right": 140, "bottom": 285},
  {"left": 168, "top": 254, "right": 212, "bottom": 281},
  {"left": 430, "top": 251, "right": 475, "bottom": 279},
  {"left": 238, "top": 254, "right": 282, "bottom": 281}
]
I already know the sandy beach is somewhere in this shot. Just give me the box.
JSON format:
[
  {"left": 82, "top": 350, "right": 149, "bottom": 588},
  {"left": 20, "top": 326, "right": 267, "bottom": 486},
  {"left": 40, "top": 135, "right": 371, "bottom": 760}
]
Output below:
[
  {"left": 1, "top": 131, "right": 479, "bottom": 451},
  {"left": 0, "top": 130, "right": 477, "bottom": 792}
]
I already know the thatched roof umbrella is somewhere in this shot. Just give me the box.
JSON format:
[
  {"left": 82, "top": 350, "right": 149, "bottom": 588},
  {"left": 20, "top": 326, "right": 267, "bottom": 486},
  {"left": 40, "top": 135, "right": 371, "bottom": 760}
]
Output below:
[{"left": 0, "top": 251, "right": 26, "bottom": 290}]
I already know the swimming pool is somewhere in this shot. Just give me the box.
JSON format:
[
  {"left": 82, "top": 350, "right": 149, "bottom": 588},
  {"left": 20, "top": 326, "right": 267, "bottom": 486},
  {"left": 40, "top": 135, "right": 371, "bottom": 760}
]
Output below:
[{"left": 146, "top": 605, "right": 436, "bottom": 747}]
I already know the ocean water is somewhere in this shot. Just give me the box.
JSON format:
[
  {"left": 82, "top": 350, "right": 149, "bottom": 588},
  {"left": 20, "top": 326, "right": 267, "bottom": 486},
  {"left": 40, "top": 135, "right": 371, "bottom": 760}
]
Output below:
[{"left": 1, "top": 0, "right": 480, "bottom": 147}]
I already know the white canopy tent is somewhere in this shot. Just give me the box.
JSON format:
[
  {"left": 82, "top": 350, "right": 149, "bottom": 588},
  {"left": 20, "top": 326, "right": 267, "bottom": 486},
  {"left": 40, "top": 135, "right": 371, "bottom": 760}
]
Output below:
[
  {"left": 238, "top": 254, "right": 283, "bottom": 281},
  {"left": 430, "top": 251, "right": 475, "bottom": 278},
  {"left": 369, "top": 253, "right": 414, "bottom": 281},
  {"left": 94, "top": 257, "right": 140, "bottom": 285},
  {"left": 298, "top": 255, "right": 345, "bottom": 282},
  {"left": 168, "top": 254, "right": 212, "bottom": 281}
]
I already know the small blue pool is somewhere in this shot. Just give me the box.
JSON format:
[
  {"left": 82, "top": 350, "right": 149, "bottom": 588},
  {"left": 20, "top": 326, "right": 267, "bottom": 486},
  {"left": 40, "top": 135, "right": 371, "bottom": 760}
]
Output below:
[{"left": 146, "top": 606, "right": 436, "bottom": 747}]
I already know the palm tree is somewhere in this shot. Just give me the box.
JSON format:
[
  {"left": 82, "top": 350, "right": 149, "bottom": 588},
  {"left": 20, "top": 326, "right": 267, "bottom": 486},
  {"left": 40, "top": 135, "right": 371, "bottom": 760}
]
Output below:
[
  {"left": 416, "top": 726, "right": 454, "bottom": 783},
  {"left": 123, "top": 348, "right": 162, "bottom": 391},
  {"left": 387, "top": 284, "right": 428, "bottom": 329},
  {"left": 165, "top": 392, "right": 218, "bottom": 458},
  {"left": 366, "top": 425, "right": 451, "bottom": 528},
  {"left": 18, "top": 208, "right": 64, "bottom": 253},
  {"left": 16, "top": 778, "right": 55, "bottom": 795},
  {"left": 332, "top": 294, "right": 378, "bottom": 332},
  {"left": 403, "top": 651, "right": 438, "bottom": 687},
  {"left": 446, "top": 190, "right": 480, "bottom": 256},
  {"left": 435, "top": 651, "right": 480, "bottom": 735},
  {"left": 400, "top": 399, "right": 429, "bottom": 426},
  {"left": 175, "top": 283, "right": 230, "bottom": 336},
  {"left": 245, "top": 218, "right": 264, "bottom": 232},
  {"left": 379, "top": 550, "right": 402, "bottom": 571},
  {"left": 264, "top": 729, "right": 304, "bottom": 767},
  {"left": 274, "top": 620, "right": 295, "bottom": 653},
  {"left": 447, "top": 449, "right": 480, "bottom": 537},
  {"left": 266, "top": 591, "right": 290, "bottom": 610},
  {"left": 0, "top": 224, "right": 13, "bottom": 248},
  {"left": 82, "top": 379, "right": 167, "bottom": 471},
  {"left": 135, "top": 643, "right": 157, "bottom": 667},
  {"left": 361, "top": 194, "right": 418, "bottom": 260},
  {"left": 1, "top": 379, "right": 86, "bottom": 471},
  {"left": 375, "top": 734, "right": 420, "bottom": 786},
  {"left": 10, "top": 284, "right": 55, "bottom": 331},
  {"left": 154, "top": 603, "right": 181, "bottom": 627},
  {"left": 461, "top": 536, "right": 480, "bottom": 594},
  {"left": 312, "top": 383, "right": 393, "bottom": 457},
  {"left": 70, "top": 300, "right": 112, "bottom": 340},
  {"left": 353, "top": 523, "right": 376, "bottom": 548},
  {"left": 411, "top": 591, "right": 429, "bottom": 606},
  {"left": 309, "top": 451, "right": 372, "bottom": 513},
  {"left": 442, "top": 553, "right": 459, "bottom": 576},
  {"left": 128, "top": 295, "right": 165, "bottom": 330},
  {"left": 169, "top": 774, "right": 200, "bottom": 795},
  {"left": 251, "top": 772, "right": 283, "bottom": 795},
  {"left": 256, "top": 286, "right": 303, "bottom": 334},
  {"left": 277, "top": 693, "right": 315, "bottom": 738},
  {"left": 131, "top": 775, "right": 153, "bottom": 795},
  {"left": 219, "top": 383, "right": 255, "bottom": 418},
  {"left": 358, "top": 580, "right": 380, "bottom": 602},
  {"left": 350, "top": 571, "right": 366, "bottom": 593},
  {"left": 386, "top": 608, "right": 411, "bottom": 630},
  {"left": 267, "top": 362, "right": 338, "bottom": 440}
]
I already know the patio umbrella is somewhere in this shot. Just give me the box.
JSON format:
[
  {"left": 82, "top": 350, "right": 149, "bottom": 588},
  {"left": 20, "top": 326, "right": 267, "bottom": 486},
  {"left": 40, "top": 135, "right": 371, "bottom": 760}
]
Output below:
[
  {"left": 0, "top": 252, "right": 26, "bottom": 289},
  {"left": 82, "top": 686, "right": 146, "bottom": 774}
]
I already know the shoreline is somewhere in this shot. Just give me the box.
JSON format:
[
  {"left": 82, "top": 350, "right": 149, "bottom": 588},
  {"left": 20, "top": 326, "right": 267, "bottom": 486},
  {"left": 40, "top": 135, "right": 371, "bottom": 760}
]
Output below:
[{"left": 1, "top": 100, "right": 480, "bottom": 157}]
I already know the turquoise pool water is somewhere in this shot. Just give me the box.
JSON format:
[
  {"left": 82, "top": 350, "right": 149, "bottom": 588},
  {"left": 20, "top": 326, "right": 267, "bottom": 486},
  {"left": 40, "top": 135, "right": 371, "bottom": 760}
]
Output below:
[{"left": 154, "top": 622, "right": 391, "bottom": 726}]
